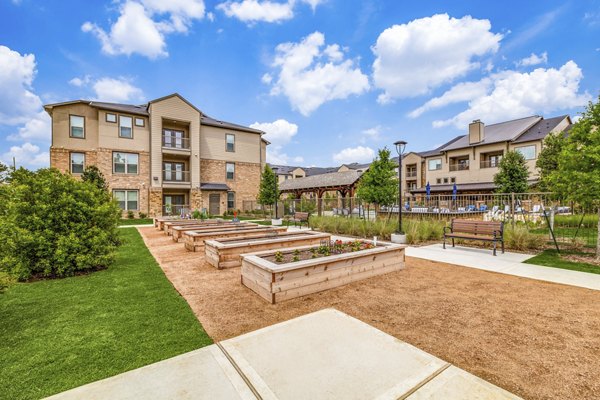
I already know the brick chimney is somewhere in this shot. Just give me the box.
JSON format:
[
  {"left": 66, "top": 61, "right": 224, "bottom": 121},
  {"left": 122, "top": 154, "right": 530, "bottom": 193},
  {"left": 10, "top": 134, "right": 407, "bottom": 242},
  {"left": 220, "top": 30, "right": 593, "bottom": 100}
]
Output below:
[{"left": 469, "top": 119, "right": 484, "bottom": 144}]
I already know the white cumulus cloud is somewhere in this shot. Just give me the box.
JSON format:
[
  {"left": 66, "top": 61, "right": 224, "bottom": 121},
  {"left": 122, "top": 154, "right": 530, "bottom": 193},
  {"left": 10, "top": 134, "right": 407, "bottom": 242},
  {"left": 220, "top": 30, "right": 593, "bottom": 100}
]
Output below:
[
  {"left": 93, "top": 77, "right": 144, "bottom": 103},
  {"left": 432, "top": 61, "right": 591, "bottom": 129},
  {"left": 515, "top": 51, "right": 548, "bottom": 67},
  {"left": 372, "top": 14, "right": 503, "bottom": 103},
  {"left": 217, "top": 0, "right": 294, "bottom": 23},
  {"left": 0, "top": 45, "right": 43, "bottom": 125},
  {"left": 250, "top": 119, "right": 302, "bottom": 164},
  {"left": 8, "top": 111, "right": 51, "bottom": 142},
  {"left": 82, "top": 0, "right": 205, "bottom": 59},
  {"left": 408, "top": 79, "right": 492, "bottom": 118},
  {"left": 333, "top": 146, "right": 375, "bottom": 164},
  {"left": 1, "top": 142, "right": 49, "bottom": 169},
  {"left": 266, "top": 31, "right": 369, "bottom": 115}
]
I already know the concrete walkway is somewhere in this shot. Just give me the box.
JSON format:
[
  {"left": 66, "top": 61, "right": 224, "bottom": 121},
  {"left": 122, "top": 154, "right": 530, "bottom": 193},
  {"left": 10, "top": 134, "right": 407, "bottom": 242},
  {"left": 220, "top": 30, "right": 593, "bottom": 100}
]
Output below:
[
  {"left": 46, "top": 309, "right": 519, "bottom": 399},
  {"left": 407, "top": 244, "right": 600, "bottom": 291}
]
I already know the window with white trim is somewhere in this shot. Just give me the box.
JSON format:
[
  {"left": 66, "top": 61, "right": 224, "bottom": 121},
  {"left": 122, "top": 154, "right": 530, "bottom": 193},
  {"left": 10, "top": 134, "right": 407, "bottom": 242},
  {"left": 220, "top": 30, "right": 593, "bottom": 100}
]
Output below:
[
  {"left": 515, "top": 145, "right": 536, "bottom": 160},
  {"left": 227, "top": 192, "right": 235, "bottom": 210},
  {"left": 226, "top": 134, "right": 235, "bottom": 152},
  {"left": 226, "top": 162, "right": 235, "bottom": 180},
  {"left": 113, "top": 152, "right": 139, "bottom": 174},
  {"left": 428, "top": 158, "right": 442, "bottom": 170},
  {"left": 113, "top": 190, "right": 138, "bottom": 211}
]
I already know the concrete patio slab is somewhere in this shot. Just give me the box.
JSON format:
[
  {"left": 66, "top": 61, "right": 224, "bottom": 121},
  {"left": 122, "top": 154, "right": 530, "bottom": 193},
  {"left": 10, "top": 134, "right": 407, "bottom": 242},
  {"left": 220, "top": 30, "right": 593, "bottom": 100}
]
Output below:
[
  {"left": 406, "top": 244, "right": 600, "bottom": 291},
  {"left": 46, "top": 309, "right": 520, "bottom": 399},
  {"left": 45, "top": 346, "right": 256, "bottom": 400}
]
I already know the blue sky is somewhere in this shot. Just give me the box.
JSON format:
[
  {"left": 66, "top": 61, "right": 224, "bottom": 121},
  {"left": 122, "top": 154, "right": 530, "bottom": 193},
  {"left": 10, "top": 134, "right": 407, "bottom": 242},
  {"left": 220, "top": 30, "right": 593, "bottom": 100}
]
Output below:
[{"left": 0, "top": 0, "right": 598, "bottom": 169}]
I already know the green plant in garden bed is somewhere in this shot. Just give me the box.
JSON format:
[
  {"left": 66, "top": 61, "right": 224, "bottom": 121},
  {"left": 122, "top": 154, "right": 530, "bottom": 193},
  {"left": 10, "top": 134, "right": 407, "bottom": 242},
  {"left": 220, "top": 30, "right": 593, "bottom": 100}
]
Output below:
[
  {"left": 119, "top": 218, "right": 154, "bottom": 226},
  {"left": 524, "top": 250, "right": 600, "bottom": 275},
  {"left": 0, "top": 229, "right": 211, "bottom": 400}
]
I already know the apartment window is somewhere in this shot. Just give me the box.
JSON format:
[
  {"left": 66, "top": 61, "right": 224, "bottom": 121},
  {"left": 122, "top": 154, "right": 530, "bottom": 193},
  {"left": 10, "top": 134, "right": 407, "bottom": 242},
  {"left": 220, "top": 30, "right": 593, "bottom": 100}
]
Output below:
[
  {"left": 113, "top": 190, "right": 138, "bottom": 211},
  {"left": 70, "top": 152, "right": 85, "bottom": 174},
  {"left": 436, "top": 178, "right": 442, "bottom": 184},
  {"left": 443, "top": 178, "right": 449, "bottom": 184},
  {"left": 450, "top": 177, "right": 456, "bottom": 183},
  {"left": 428, "top": 158, "right": 442, "bottom": 171},
  {"left": 227, "top": 192, "right": 235, "bottom": 210},
  {"left": 135, "top": 117, "right": 145, "bottom": 127},
  {"left": 516, "top": 145, "right": 536, "bottom": 160},
  {"left": 226, "top": 163, "right": 235, "bottom": 180},
  {"left": 106, "top": 113, "right": 117, "bottom": 123},
  {"left": 70, "top": 115, "right": 85, "bottom": 138},
  {"left": 113, "top": 152, "right": 139, "bottom": 174},
  {"left": 226, "top": 134, "right": 235, "bottom": 152},
  {"left": 119, "top": 115, "right": 133, "bottom": 138}
]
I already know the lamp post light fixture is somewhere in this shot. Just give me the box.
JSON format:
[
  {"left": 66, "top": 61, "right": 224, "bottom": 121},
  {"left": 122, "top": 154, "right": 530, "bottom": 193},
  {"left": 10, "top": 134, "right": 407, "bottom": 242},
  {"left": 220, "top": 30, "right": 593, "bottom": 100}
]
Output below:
[
  {"left": 271, "top": 166, "right": 282, "bottom": 226},
  {"left": 392, "top": 140, "right": 407, "bottom": 244}
]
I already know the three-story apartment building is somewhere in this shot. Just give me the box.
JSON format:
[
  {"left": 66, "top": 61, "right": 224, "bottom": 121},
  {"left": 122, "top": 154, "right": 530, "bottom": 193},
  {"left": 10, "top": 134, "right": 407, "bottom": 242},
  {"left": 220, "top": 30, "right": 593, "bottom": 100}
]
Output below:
[
  {"left": 402, "top": 114, "right": 572, "bottom": 196},
  {"left": 45, "top": 93, "right": 267, "bottom": 216}
]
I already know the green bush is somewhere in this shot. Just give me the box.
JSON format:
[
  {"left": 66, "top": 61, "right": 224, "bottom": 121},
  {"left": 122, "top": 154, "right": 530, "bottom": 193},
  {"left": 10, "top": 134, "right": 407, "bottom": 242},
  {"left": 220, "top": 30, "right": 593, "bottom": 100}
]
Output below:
[
  {"left": 0, "top": 168, "right": 121, "bottom": 281},
  {"left": 127, "top": 210, "right": 135, "bottom": 219},
  {"left": 503, "top": 225, "right": 546, "bottom": 251},
  {"left": 138, "top": 212, "right": 147, "bottom": 219},
  {"left": 191, "top": 209, "right": 201, "bottom": 219}
]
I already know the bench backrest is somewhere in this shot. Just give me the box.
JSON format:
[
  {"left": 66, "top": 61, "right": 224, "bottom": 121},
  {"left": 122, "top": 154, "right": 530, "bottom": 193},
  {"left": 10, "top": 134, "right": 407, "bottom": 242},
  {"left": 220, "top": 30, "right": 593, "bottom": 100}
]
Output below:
[
  {"left": 294, "top": 212, "right": 310, "bottom": 220},
  {"left": 451, "top": 219, "right": 503, "bottom": 236}
]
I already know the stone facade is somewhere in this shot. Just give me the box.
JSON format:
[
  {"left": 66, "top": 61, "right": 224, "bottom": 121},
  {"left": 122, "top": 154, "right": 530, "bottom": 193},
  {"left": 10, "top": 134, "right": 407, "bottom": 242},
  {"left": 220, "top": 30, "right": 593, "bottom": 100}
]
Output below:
[
  {"left": 199, "top": 159, "right": 261, "bottom": 212},
  {"left": 149, "top": 188, "right": 163, "bottom": 217}
]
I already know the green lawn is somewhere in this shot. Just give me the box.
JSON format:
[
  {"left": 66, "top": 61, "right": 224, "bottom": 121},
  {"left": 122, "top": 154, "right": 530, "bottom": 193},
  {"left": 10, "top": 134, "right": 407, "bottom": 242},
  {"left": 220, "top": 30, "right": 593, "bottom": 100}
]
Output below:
[
  {"left": 119, "top": 218, "right": 154, "bottom": 226},
  {"left": 0, "top": 229, "right": 212, "bottom": 400},
  {"left": 524, "top": 250, "right": 600, "bottom": 275}
]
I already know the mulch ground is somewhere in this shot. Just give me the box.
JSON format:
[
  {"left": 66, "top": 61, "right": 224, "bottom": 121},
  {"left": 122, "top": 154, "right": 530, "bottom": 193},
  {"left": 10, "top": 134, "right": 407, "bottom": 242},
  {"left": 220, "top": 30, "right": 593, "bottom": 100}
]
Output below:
[{"left": 138, "top": 227, "right": 600, "bottom": 400}]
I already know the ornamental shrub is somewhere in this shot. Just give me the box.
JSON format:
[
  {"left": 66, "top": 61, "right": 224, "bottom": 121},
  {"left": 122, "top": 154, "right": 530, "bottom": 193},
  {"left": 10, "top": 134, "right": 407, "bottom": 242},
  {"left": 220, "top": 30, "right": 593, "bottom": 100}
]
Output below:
[{"left": 0, "top": 168, "right": 121, "bottom": 281}]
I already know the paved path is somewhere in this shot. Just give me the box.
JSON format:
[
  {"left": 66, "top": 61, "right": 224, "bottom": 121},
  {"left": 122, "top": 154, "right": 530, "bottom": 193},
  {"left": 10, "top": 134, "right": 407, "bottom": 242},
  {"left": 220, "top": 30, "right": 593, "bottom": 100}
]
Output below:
[
  {"left": 406, "top": 244, "right": 600, "bottom": 291},
  {"left": 47, "top": 309, "right": 519, "bottom": 399}
]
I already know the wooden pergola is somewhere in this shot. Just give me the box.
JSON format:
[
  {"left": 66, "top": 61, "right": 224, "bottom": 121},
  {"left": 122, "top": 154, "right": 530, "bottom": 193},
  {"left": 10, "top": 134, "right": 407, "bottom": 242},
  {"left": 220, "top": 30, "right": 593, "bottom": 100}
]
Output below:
[{"left": 279, "top": 170, "right": 363, "bottom": 215}]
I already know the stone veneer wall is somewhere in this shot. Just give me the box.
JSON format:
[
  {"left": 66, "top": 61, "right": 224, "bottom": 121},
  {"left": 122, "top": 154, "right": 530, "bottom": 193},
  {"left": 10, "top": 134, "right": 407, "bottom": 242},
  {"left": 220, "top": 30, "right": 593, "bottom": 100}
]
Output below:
[
  {"left": 50, "top": 147, "right": 151, "bottom": 217},
  {"left": 199, "top": 159, "right": 261, "bottom": 212}
]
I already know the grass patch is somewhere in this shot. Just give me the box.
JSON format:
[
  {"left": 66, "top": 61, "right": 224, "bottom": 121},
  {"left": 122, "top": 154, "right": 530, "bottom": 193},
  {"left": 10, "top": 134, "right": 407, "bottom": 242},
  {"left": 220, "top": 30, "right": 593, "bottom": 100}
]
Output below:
[
  {"left": 524, "top": 250, "right": 600, "bottom": 275},
  {"left": 0, "top": 229, "right": 212, "bottom": 400},
  {"left": 119, "top": 218, "right": 154, "bottom": 226}
]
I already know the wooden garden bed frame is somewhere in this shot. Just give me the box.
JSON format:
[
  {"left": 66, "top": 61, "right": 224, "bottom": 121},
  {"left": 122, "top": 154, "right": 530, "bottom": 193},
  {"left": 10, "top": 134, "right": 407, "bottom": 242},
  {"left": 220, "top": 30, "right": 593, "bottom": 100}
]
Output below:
[
  {"left": 154, "top": 216, "right": 180, "bottom": 229},
  {"left": 171, "top": 222, "right": 255, "bottom": 241},
  {"left": 205, "top": 231, "right": 331, "bottom": 269},
  {"left": 241, "top": 242, "right": 406, "bottom": 304},
  {"left": 183, "top": 226, "right": 288, "bottom": 252},
  {"left": 162, "top": 219, "right": 232, "bottom": 234}
]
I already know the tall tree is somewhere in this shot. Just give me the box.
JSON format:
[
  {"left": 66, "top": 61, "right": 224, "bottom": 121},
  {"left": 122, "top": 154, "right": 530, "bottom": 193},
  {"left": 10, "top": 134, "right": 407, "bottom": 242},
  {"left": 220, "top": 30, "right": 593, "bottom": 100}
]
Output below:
[
  {"left": 356, "top": 147, "right": 396, "bottom": 209},
  {"left": 536, "top": 132, "right": 566, "bottom": 192},
  {"left": 548, "top": 96, "right": 600, "bottom": 260},
  {"left": 258, "top": 165, "right": 278, "bottom": 208},
  {"left": 494, "top": 150, "right": 529, "bottom": 193},
  {"left": 81, "top": 165, "right": 108, "bottom": 191},
  {"left": 0, "top": 161, "right": 9, "bottom": 184}
]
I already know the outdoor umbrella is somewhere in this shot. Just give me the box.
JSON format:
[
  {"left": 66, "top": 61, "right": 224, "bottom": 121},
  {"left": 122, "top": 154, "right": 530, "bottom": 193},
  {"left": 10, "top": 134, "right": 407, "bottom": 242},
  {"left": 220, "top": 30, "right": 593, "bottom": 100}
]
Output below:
[
  {"left": 452, "top": 183, "right": 458, "bottom": 201},
  {"left": 426, "top": 181, "right": 431, "bottom": 200}
]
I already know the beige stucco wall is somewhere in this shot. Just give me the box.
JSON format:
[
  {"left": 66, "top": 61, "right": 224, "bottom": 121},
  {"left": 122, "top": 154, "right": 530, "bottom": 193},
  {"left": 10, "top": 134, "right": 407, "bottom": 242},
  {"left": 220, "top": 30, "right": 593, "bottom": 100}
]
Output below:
[
  {"left": 97, "top": 111, "right": 149, "bottom": 152},
  {"left": 200, "top": 125, "right": 262, "bottom": 163},
  {"left": 50, "top": 104, "right": 99, "bottom": 151},
  {"left": 401, "top": 152, "right": 423, "bottom": 195},
  {"left": 148, "top": 95, "right": 201, "bottom": 187}
]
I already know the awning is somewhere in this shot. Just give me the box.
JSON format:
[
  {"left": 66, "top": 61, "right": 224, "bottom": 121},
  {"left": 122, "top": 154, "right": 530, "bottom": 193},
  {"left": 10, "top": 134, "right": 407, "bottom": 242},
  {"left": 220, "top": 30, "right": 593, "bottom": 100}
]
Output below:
[{"left": 200, "top": 182, "right": 231, "bottom": 191}]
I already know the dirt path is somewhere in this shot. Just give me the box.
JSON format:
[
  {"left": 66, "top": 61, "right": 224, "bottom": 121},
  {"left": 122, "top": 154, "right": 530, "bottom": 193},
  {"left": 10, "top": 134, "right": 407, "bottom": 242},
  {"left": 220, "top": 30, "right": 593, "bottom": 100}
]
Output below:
[{"left": 138, "top": 227, "right": 600, "bottom": 400}]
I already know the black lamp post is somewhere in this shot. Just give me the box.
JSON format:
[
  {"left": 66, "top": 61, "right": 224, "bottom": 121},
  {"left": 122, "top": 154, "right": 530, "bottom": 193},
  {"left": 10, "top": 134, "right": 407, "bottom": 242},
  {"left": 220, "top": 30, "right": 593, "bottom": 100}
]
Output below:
[
  {"left": 394, "top": 140, "right": 407, "bottom": 234},
  {"left": 272, "top": 166, "right": 279, "bottom": 219}
]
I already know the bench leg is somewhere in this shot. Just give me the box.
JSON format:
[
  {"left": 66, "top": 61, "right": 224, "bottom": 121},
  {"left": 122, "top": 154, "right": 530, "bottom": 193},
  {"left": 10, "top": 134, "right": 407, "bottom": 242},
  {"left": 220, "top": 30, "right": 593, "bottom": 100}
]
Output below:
[
  {"left": 493, "top": 240, "right": 497, "bottom": 256},
  {"left": 501, "top": 240, "right": 505, "bottom": 254},
  {"left": 451, "top": 238, "right": 455, "bottom": 248},
  {"left": 443, "top": 235, "right": 446, "bottom": 249}
]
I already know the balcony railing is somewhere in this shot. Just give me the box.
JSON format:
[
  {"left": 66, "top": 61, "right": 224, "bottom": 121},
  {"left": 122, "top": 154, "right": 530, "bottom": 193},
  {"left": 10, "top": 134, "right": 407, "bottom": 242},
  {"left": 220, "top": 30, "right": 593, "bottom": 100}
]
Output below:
[
  {"left": 406, "top": 171, "right": 417, "bottom": 178},
  {"left": 163, "top": 204, "right": 190, "bottom": 216},
  {"left": 163, "top": 170, "right": 191, "bottom": 182},
  {"left": 162, "top": 134, "right": 190, "bottom": 150},
  {"left": 480, "top": 159, "right": 500, "bottom": 169},
  {"left": 449, "top": 161, "right": 469, "bottom": 172}
]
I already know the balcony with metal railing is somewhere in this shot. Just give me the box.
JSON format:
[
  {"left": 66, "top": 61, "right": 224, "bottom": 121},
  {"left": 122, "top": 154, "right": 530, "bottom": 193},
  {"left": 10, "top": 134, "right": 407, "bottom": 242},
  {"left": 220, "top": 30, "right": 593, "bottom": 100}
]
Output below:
[
  {"left": 162, "top": 204, "right": 190, "bottom": 216},
  {"left": 480, "top": 159, "right": 500, "bottom": 169},
  {"left": 163, "top": 169, "right": 191, "bottom": 184},
  {"left": 449, "top": 160, "right": 469, "bottom": 172},
  {"left": 162, "top": 133, "right": 191, "bottom": 150},
  {"left": 406, "top": 170, "right": 417, "bottom": 178}
]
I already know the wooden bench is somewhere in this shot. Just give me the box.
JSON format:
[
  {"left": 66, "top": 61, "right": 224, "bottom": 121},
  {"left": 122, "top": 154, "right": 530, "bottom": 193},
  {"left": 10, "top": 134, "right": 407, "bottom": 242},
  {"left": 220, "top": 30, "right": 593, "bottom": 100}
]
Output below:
[
  {"left": 443, "top": 219, "right": 504, "bottom": 256},
  {"left": 289, "top": 212, "right": 310, "bottom": 228}
]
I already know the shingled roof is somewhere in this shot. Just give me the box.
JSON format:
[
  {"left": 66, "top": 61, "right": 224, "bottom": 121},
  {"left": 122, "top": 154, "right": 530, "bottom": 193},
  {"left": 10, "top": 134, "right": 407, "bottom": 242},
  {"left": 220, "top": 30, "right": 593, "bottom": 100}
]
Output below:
[{"left": 279, "top": 170, "right": 363, "bottom": 192}]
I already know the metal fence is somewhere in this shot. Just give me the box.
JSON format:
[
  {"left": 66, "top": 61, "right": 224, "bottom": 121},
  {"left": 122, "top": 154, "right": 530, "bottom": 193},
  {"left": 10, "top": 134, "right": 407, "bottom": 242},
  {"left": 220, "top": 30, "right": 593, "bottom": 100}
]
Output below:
[{"left": 242, "top": 193, "right": 598, "bottom": 254}]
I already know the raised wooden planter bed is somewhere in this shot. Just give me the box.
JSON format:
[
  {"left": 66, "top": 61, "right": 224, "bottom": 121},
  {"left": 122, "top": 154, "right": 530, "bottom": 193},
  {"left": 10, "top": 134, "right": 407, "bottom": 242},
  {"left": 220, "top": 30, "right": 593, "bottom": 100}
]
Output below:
[
  {"left": 205, "top": 231, "right": 331, "bottom": 269},
  {"left": 162, "top": 219, "right": 231, "bottom": 234},
  {"left": 183, "top": 226, "right": 288, "bottom": 252},
  {"left": 171, "top": 222, "right": 255, "bottom": 241},
  {"left": 241, "top": 241, "right": 406, "bottom": 304},
  {"left": 154, "top": 217, "right": 179, "bottom": 229}
]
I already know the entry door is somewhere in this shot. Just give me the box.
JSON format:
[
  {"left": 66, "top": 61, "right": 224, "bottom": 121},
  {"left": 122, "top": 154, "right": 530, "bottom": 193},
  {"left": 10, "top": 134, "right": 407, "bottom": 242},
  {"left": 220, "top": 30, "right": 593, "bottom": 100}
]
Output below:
[{"left": 209, "top": 194, "right": 220, "bottom": 216}]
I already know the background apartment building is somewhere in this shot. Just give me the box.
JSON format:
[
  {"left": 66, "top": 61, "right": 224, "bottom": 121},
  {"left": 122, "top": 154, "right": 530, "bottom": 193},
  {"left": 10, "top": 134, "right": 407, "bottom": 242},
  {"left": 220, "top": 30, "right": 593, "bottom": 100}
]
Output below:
[{"left": 45, "top": 93, "right": 267, "bottom": 217}]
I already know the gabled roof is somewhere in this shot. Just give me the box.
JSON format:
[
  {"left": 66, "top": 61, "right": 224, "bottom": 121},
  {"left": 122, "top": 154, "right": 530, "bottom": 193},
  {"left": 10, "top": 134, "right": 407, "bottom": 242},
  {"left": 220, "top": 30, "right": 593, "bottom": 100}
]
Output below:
[
  {"left": 340, "top": 162, "right": 371, "bottom": 170},
  {"left": 279, "top": 170, "right": 363, "bottom": 192},
  {"left": 512, "top": 115, "right": 570, "bottom": 144},
  {"left": 202, "top": 115, "right": 264, "bottom": 135},
  {"left": 441, "top": 116, "right": 542, "bottom": 151},
  {"left": 148, "top": 93, "right": 202, "bottom": 114},
  {"left": 417, "top": 136, "right": 464, "bottom": 158}
]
